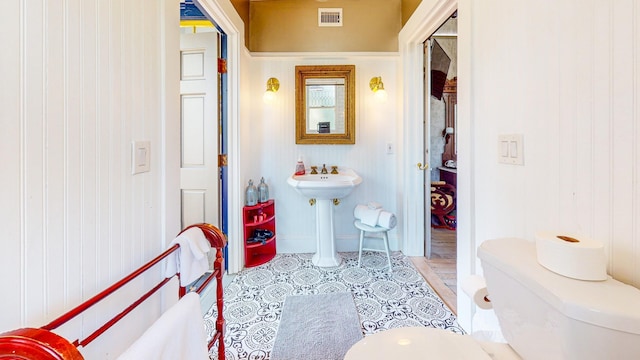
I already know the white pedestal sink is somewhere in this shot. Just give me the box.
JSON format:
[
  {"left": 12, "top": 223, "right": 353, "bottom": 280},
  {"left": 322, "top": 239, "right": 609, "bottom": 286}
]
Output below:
[{"left": 287, "top": 168, "right": 362, "bottom": 267}]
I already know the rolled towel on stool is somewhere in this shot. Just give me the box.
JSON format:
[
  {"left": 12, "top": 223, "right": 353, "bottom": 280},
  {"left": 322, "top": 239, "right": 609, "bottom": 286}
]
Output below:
[
  {"left": 355, "top": 204, "right": 396, "bottom": 229},
  {"left": 353, "top": 204, "right": 369, "bottom": 220},
  {"left": 354, "top": 204, "right": 383, "bottom": 226},
  {"left": 361, "top": 208, "right": 382, "bottom": 226},
  {"left": 377, "top": 211, "right": 397, "bottom": 230},
  {"left": 353, "top": 205, "right": 382, "bottom": 226},
  {"left": 367, "top": 202, "right": 382, "bottom": 210}
]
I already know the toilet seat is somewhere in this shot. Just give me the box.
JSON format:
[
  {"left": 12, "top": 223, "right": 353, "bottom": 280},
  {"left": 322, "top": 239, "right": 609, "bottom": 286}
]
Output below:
[{"left": 345, "top": 327, "right": 519, "bottom": 359}]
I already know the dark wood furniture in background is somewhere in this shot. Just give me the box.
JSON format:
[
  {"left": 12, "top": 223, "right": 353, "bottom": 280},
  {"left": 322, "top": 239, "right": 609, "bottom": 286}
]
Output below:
[
  {"left": 431, "top": 183, "right": 456, "bottom": 230},
  {"left": 442, "top": 77, "right": 457, "bottom": 164},
  {"left": 439, "top": 167, "right": 457, "bottom": 188}
]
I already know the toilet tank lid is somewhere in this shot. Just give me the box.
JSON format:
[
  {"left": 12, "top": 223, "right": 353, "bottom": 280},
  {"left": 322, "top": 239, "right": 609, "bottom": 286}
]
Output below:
[{"left": 478, "top": 238, "right": 640, "bottom": 335}]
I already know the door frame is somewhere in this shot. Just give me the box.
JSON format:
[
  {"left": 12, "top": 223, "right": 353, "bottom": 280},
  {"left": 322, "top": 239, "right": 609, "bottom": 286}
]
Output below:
[
  {"left": 423, "top": 39, "right": 434, "bottom": 259},
  {"left": 424, "top": 33, "right": 458, "bottom": 258},
  {"left": 191, "top": 0, "right": 244, "bottom": 273},
  {"left": 399, "top": 0, "right": 457, "bottom": 256},
  {"left": 400, "top": 0, "right": 476, "bottom": 330}
]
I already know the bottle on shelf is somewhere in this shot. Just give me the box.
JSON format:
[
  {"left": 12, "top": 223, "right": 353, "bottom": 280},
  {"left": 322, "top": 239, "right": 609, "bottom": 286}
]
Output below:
[
  {"left": 245, "top": 179, "right": 257, "bottom": 206},
  {"left": 258, "top": 177, "right": 269, "bottom": 203}
]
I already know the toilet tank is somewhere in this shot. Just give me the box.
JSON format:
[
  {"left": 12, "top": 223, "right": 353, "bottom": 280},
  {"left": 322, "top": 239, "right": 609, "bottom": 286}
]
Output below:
[{"left": 478, "top": 238, "right": 640, "bottom": 360}]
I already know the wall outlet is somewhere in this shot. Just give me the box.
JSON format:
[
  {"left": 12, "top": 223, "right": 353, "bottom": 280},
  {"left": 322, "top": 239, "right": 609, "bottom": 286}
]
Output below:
[{"left": 386, "top": 142, "right": 394, "bottom": 154}]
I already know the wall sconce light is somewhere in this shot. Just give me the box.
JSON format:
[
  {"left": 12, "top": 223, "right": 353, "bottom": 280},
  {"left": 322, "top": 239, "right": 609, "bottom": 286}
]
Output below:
[
  {"left": 369, "top": 76, "right": 388, "bottom": 102},
  {"left": 263, "top": 77, "right": 280, "bottom": 103}
]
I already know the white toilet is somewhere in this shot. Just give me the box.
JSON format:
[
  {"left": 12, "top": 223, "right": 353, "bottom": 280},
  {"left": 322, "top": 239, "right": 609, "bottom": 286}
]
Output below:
[{"left": 345, "top": 238, "right": 640, "bottom": 359}]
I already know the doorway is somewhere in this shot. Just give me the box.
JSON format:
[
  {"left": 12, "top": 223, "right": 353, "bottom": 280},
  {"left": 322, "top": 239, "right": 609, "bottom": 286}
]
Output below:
[
  {"left": 423, "top": 13, "right": 458, "bottom": 306},
  {"left": 179, "top": 28, "right": 221, "bottom": 230},
  {"left": 179, "top": 3, "right": 229, "bottom": 270}
]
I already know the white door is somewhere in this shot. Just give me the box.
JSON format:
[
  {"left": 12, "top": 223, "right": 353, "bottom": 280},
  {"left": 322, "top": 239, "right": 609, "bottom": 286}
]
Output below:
[{"left": 180, "top": 31, "right": 219, "bottom": 229}]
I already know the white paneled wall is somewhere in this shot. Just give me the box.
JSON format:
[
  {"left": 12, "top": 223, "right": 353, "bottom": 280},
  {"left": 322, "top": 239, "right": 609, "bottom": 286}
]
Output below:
[
  {"left": 466, "top": 0, "right": 640, "bottom": 286},
  {"left": 245, "top": 54, "right": 400, "bottom": 253},
  {"left": 0, "top": 0, "right": 180, "bottom": 357}
]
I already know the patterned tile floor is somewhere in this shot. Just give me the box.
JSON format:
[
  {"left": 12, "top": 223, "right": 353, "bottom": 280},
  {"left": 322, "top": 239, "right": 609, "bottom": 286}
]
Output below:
[{"left": 204, "top": 251, "right": 463, "bottom": 360}]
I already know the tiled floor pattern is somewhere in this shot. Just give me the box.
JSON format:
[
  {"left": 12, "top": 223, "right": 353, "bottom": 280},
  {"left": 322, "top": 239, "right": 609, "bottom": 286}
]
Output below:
[{"left": 203, "top": 251, "right": 463, "bottom": 360}]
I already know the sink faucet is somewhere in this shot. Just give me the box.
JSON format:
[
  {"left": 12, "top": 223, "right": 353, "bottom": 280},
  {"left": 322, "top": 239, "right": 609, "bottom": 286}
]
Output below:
[{"left": 321, "top": 164, "right": 328, "bottom": 174}]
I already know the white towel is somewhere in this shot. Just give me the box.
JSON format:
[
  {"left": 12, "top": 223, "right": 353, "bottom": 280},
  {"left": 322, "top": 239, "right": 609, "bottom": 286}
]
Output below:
[
  {"left": 165, "top": 227, "right": 211, "bottom": 286},
  {"left": 361, "top": 208, "right": 383, "bottom": 227},
  {"left": 367, "top": 201, "right": 382, "bottom": 210},
  {"left": 353, "top": 204, "right": 368, "bottom": 220},
  {"left": 354, "top": 203, "right": 384, "bottom": 220},
  {"left": 117, "top": 292, "right": 209, "bottom": 360},
  {"left": 355, "top": 204, "right": 397, "bottom": 229},
  {"left": 377, "top": 211, "right": 397, "bottom": 230},
  {"left": 354, "top": 204, "right": 383, "bottom": 226}
]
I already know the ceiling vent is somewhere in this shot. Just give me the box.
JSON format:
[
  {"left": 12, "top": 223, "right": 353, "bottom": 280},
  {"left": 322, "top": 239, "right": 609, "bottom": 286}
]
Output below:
[{"left": 318, "top": 8, "right": 343, "bottom": 27}]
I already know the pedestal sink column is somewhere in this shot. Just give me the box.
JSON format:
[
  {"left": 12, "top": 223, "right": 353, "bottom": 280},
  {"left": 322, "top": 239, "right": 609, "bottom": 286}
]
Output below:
[
  {"left": 287, "top": 168, "right": 362, "bottom": 267},
  {"left": 311, "top": 198, "right": 341, "bottom": 267}
]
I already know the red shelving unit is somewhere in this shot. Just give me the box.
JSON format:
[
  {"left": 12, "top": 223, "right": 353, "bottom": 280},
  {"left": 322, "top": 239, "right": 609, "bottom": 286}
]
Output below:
[{"left": 243, "top": 200, "right": 276, "bottom": 267}]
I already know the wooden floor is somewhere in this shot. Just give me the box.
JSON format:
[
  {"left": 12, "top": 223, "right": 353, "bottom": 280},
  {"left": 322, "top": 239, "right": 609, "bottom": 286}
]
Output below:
[{"left": 410, "top": 228, "right": 457, "bottom": 314}]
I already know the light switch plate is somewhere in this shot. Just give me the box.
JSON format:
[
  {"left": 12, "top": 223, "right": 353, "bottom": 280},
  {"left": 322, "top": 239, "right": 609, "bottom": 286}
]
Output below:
[
  {"left": 498, "top": 134, "right": 524, "bottom": 165},
  {"left": 132, "top": 141, "right": 150, "bottom": 174}
]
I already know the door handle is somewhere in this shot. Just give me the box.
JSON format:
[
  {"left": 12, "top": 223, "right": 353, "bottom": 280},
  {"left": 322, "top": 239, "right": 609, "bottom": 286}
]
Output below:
[{"left": 417, "top": 162, "right": 429, "bottom": 170}]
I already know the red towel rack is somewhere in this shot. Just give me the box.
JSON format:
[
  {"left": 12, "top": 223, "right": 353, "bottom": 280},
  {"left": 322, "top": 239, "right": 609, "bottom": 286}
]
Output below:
[{"left": 0, "top": 223, "right": 227, "bottom": 360}]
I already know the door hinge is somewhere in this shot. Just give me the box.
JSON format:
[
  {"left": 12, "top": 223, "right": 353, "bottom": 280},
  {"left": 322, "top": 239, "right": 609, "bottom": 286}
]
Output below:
[
  {"left": 218, "top": 58, "right": 227, "bottom": 74},
  {"left": 218, "top": 154, "right": 228, "bottom": 167}
]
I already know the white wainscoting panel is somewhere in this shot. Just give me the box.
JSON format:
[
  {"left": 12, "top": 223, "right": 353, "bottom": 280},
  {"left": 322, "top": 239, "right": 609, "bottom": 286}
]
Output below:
[{"left": 0, "top": 1, "right": 178, "bottom": 358}]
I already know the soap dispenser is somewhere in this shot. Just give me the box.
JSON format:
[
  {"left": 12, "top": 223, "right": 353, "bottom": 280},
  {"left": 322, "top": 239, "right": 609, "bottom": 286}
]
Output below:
[
  {"left": 295, "top": 156, "right": 305, "bottom": 175},
  {"left": 258, "top": 177, "right": 269, "bottom": 203},
  {"left": 245, "top": 179, "right": 257, "bottom": 206}
]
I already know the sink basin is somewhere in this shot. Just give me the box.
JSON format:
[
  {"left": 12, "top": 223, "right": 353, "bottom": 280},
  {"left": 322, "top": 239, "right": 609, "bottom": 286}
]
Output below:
[
  {"left": 287, "top": 167, "right": 362, "bottom": 267},
  {"left": 287, "top": 168, "right": 362, "bottom": 200}
]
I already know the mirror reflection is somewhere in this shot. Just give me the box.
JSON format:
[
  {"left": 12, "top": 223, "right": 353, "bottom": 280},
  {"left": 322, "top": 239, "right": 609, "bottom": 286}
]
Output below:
[
  {"left": 305, "top": 78, "right": 345, "bottom": 134},
  {"left": 295, "top": 65, "right": 355, "bottom": 144}
]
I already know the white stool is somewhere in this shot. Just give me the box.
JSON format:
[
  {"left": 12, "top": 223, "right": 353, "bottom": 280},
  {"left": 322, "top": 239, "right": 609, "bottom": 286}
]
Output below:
[{"left": 354, "top": 220, "right": 392, "bottom": 272}]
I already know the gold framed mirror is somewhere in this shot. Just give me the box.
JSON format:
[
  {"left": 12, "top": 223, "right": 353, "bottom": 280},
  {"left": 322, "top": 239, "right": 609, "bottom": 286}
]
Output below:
[{"left": 295, "top": 65, "right": 355, "bottom": 144}]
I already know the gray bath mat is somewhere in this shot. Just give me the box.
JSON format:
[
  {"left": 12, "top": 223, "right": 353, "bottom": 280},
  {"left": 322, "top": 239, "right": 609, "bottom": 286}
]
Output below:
[{"left": 271, "top": 292, "right": 363, "bottom": 360}]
